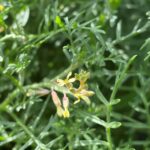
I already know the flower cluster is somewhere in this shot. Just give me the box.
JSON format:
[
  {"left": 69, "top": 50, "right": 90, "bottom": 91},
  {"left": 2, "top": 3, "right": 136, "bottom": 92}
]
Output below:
[
  {"left": 51, "top": 70, "right": 94, "bottom": 118},
  {"left": 57, "top": 70, "right": 94, "bottom": 104}
]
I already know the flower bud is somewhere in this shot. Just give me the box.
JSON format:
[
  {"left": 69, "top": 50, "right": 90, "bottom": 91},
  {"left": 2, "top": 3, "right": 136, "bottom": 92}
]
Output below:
[
  {"left": 62, "top": 93, "right": 70, "bottom": 118},
  {"left": 63, "top": 93, "right": 69, "bottom": 109},
  {"left": 36, "top": 89, "right": 50, "bottom": 96},
  {"left": 51, "top": 90, "right": 61, "bottom": 107}
]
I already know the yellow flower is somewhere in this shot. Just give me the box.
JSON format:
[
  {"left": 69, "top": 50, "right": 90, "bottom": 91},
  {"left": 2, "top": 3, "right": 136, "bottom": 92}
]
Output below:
[
  {"left": 74, "top": 89, "right": 94, "bottom": 105},
  {"left": 57, "top": 72, "right": 76, "bottom": 89},
  {"left": 0, "top": 4, "right": 4, "bottom": 11},
  {"left": 57, "top": 70, "right": 95, "bottom": 105}
]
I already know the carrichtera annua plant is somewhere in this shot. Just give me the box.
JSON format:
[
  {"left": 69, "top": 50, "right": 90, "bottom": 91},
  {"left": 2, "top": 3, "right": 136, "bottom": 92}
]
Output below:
[{"left": 51, "top": 70, "right": 94, "bottom": 118}]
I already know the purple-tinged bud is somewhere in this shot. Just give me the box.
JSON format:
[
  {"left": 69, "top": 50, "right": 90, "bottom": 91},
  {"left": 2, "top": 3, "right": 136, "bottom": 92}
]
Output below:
[
  {"left": 63, "top": 93, "right": 69, "bottom": 109},
  {"left": 36, "top": 88, "right": 50, "bottom": 96},
  {"left": 51, "top": 90, "right": 61, "bottom": 107}
]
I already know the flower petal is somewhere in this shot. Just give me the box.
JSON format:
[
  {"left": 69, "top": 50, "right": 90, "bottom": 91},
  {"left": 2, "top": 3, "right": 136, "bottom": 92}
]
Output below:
[
  {"left": 80, "top": 89, "right": 95, "bottom": 96},
  {"left": 68, "top": 78, "right": 76, "bottom": 83},
  {"left": 67, "top": 72, "right": 72, "bottom": 79},
  {"left": 74, "top": 99, "right": 80, "bottom": 104},
  {"left": 57, "top": 79, "right": 65, "bottom": 86},
  {"left": 57, "top": 106, "right": 64, "bottom": 117},
  {"left": 81, "top": 95, "right": 91, "bottom": 105},
  {"left": 63, "top": 109, "right": 70, "bottom": 118}
]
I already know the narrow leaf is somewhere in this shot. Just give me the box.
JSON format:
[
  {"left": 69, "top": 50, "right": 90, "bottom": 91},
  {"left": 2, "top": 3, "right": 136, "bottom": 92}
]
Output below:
[{"left": 108, "top": 121, "right": 122, "bottom": 129}]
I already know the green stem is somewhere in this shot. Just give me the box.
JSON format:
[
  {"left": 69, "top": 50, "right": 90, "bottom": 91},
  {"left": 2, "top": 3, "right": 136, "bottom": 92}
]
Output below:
[
  {"left": 105, "top": 55, "right": 137, "bottom": 150},
  {"left": 0, "top": 34, "right": 25, "bottom": 42},
  {"left": 112, "top": 21, "right": 150, "bottom": 45},
  {"left": 68, "top": 135, "right": 73, "bottom": 150},
  {"left": 110, "top": 55, "right": 137, "bottom": 101},
  {"left": 7, "top": 111, "right": 47, "bottom": 150},
  {"left": 106, "top": 105, "right": 113, "bottom": 150},
  {"left": 138, "top": 91, "right": 150, "bottom": 126}
]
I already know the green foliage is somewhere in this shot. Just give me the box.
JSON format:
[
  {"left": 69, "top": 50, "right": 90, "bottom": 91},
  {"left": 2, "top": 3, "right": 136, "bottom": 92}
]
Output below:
[{"left": 0, "top": 0, "right": 150, "bottom": 149}]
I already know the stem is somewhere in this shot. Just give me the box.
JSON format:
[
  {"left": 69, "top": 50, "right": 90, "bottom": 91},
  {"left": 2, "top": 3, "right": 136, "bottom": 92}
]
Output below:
[
  {"left": 138, "top": 91, "right": 150, "bottom": 126},
  {"left": 110, "top": 55, "right": 137, "bottom": 101},
  {"left": 7, "top": 111, "right": 47, "bottom": 150},
  {"left": 0, "top": 34, "right": 25, "bottom": 42},
  {"left": 112, "top": 21, "right": 150, "bottom": 45},
  {"left": 106, "top": 105, "right": 113, "bottom": 150},
  {"left": 105, "top": 56, "right": 137, "bottom": 150},
  {"left": 68, "top": 135, "right": 73, "bottom": 150}
]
